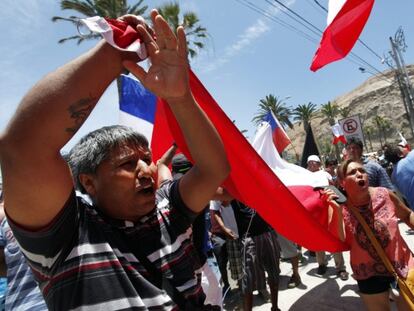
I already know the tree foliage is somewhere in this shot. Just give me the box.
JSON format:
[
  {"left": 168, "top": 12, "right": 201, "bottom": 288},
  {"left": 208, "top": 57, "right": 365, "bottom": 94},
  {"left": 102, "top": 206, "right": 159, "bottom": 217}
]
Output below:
[
  {"left": 252, "top": 94, "right": 293, "bottom": 130},
  {"left": 320, "top": 101, "right": 339, "bottom": 126},
  {"left": 157, "top": 2, "right": 208, "bottom": 59},
  {"left": 292, "top": 102, "right": 317, "bottom": 132}
]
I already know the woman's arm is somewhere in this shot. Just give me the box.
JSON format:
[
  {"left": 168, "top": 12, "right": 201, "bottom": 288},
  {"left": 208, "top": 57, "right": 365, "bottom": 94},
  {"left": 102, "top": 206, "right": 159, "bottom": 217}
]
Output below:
[{"left": 323, "top": 189, "right": 346, "bottom": 242}]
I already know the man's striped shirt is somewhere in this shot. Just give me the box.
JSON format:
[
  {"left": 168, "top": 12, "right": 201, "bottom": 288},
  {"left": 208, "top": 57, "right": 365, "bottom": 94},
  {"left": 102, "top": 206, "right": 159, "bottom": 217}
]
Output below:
[{"left": 9, "top": 180, "right": 205, "bottom": 310}]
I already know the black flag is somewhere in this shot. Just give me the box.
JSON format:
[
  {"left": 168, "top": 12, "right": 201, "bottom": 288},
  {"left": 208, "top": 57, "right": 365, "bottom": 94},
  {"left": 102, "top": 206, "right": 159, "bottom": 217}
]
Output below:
[{"left": 301, "top": 125, "right": 320, "bottom": 168}]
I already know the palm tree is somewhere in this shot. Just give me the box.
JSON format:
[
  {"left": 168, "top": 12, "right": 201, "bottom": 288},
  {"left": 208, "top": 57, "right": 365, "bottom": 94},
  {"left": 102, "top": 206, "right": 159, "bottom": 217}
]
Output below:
[
  {"left": 52, "top": 0, "right": 148, "bottom": 45},
  {"left": 364, "top": 125, "right": 375, "bottom": 152},
  {"left": 320, "top": 101, "right": 339, "bottom": 126},
  {"left": 374, "top": 116, "right": 391, "bottom": 147},
  {"left": 252, "top": 94, "right": 293, "bottom": 130},
  {"left": 320, "top": 101, "right": 340, "bottom": 160},
  {"left": 158, "top": 2, "right": 208, "bottom": 59},
  {"left": 381, "top": 118, "right": 392, "bottom": 143},
  {"left": 339, "top": 107, "right": 351, "bottom": 118},
  {"left": 292, "top": 102, "right": 317, "bottom": 133}
]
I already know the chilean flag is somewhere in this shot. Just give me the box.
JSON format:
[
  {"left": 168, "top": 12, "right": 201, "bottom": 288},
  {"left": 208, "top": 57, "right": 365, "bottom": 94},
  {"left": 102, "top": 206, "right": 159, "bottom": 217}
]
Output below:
[
  {"left": 331, "top": 123, "right": 347, "bottom": 145},
  {"left": 310, "top": 0, "right": 375, "bottom": 71},
  {"left": 398, "top": 132, "right": 411, "bottom": 151},
  {"left": 263, "top": 111, "right": 291, "bottom": 153},
  {"left": 119, "top": 74, "right": 175, "bottom": 161},
  {"left": 81, "top": 16, "right": 147, "bottom": 60},
  {"left": 86, "top": 16, "right": 348, "bottom": 252},
  {"left": 252, "top": 122, "right": 338, "bottom": 234}
]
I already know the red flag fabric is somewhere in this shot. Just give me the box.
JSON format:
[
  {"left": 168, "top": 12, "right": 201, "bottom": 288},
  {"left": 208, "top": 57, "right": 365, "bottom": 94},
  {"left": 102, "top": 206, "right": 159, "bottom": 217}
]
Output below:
[
  {"left": 84, "top": 16, "right": 348, "bottom": 252},
  {"left": 310, "top": 0, "right": 375, "bottom": 72},
  {"left": 331, "top": 123, "right": 347, "bottom": 145},
  {"left": 160, "top": 72, "right": 348, "bottom": 251}
]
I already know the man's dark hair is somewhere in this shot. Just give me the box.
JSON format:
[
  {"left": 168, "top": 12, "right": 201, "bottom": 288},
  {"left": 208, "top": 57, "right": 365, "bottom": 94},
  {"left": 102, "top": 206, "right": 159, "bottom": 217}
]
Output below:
[
  {"left": 345, "top": 137, "right": 364, "bottom": 151},
  {"left": 68, "top": 125, "right": 149, "bottom": 193},
  {"left": 325, "top": 158, "right": 338, "bottom": 167},
  {"left": 384, "top": 143, "right": 402, "bottom": 164}
]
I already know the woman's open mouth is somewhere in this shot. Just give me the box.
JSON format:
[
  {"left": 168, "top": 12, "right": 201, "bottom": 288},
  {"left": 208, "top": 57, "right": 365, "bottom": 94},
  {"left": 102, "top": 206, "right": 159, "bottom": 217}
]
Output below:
[{"left": 357, "top": 180, "right": 365, "bottom": 187}]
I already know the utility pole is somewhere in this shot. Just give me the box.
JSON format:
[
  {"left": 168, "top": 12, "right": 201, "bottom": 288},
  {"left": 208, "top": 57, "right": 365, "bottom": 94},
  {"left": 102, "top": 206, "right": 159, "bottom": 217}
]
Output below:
[
  {"left": 388, "top": 28, "right": 414, "bottom": 138},
  {"left": 394, "top": 71, "right": 413, "bottom": 136}
]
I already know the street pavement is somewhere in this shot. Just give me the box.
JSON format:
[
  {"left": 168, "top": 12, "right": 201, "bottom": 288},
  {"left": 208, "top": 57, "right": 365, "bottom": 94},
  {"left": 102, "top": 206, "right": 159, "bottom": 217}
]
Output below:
[{"left": 222, "top": 223, "right": 414, "bottom": 310}]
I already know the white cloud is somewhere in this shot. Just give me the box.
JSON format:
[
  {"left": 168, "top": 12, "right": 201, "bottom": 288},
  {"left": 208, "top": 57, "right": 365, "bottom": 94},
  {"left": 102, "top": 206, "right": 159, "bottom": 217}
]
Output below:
[{"left": 197, "top": 0, "right": 296, "bottom": 74}]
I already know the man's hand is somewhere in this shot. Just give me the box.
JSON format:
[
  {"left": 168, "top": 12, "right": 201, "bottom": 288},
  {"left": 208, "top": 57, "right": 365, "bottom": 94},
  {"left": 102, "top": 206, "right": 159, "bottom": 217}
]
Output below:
[
  {"left": 123, "top": 9, "right": 190, "bottom": 102},
  {"left": 123, "top": 10, "right": 229, "bottom": 214}
]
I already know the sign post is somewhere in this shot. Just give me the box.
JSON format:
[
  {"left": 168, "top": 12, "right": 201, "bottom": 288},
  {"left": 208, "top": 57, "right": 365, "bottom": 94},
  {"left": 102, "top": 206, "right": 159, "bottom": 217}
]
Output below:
[{"left": 339, "top": 115, "right": 366, "bottom": 146}]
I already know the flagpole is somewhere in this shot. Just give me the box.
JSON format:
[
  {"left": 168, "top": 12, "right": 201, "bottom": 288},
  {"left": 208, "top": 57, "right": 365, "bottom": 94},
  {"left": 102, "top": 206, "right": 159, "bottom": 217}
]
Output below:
[
  {"left": 310, "top": 123, "right": 323, "bottom": 158},
  {"left": 288, "top": 141, "right": 300, "bottom": 163}
]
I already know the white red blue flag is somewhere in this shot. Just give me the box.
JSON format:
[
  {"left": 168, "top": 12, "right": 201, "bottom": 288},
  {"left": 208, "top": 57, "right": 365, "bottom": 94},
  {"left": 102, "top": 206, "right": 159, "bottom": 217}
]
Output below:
[
  {"left": 331, "top": 123, "right": 347, "bottom": 145},
  {"left": 119, "top": 74, "right": 175, "bottom": 160},
  {"left": 263, "top": 111, "right": 291, "bottom": 153},
  {"left": 310, "top": 0, "right": 375, "bottom": 71},
  {"left": 252, "top": 122, "right": 347, "bottom": 245},
  {"left": 398, "top": 132, "right": 411, "bottom": 151}
]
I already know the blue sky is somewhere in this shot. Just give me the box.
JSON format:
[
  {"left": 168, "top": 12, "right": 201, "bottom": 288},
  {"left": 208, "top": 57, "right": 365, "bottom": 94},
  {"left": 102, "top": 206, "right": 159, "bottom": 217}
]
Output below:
[{"left": 1, "top": 0, "right": 413, "bottom": 152}]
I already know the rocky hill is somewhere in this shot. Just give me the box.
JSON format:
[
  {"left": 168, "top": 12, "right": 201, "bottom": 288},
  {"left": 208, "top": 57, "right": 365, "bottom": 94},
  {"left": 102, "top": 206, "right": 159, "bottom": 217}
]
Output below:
[{"left": 285, "top": 65, "right": 414, "bottom": 160}]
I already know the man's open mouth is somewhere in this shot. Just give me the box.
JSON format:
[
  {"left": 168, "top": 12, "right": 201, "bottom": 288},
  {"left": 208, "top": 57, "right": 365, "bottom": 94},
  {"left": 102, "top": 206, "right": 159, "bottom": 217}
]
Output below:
[
  {"left": 141, "top": 185, "right": 154, "bottom": 194},
  {"left": 136, "top": 178, "right": 155, "bottom": 194}
]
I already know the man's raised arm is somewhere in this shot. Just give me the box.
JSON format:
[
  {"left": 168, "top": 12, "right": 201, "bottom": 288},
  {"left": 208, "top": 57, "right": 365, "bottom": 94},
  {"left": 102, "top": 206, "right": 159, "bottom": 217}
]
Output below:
[
  {"left": 0, "top": 18, "right": 144, "bottom": 229},
  {"left": 125, "top": 10, "right": 230, "bottom": 213}
]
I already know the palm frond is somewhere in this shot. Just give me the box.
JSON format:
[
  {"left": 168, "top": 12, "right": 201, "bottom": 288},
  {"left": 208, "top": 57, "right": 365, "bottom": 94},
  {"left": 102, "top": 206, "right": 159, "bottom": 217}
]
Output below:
[
  {"left": 58, "top": 35, "right": 84, "bottom": 44},
  {"left": 128, "top": 0, "right": 147, "bottom": 16},
  {"left": 51, "top": 16, "right": 80, "bottom": 25},
  {"left": 60, "top": 0, "right": 98, "bottom": 16}
]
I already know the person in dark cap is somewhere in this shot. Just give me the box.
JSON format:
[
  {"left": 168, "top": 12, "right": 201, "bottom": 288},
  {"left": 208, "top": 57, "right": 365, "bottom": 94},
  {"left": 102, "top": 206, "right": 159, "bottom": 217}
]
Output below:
[{"left": 172, "top": 153, "right": 193, "bottom": 179}]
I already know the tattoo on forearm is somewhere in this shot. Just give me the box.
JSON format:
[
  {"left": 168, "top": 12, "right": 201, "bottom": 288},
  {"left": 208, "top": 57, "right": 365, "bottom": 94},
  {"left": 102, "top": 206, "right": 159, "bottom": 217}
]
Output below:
[{"left": 65, "top": 97, "right": 96, "bottom": 133}]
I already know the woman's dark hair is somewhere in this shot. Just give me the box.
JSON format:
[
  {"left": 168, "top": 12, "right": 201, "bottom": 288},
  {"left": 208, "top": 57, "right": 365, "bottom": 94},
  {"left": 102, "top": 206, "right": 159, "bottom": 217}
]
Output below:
[{"left": 337, "top": 159, "right": 359, "bottom": 181}]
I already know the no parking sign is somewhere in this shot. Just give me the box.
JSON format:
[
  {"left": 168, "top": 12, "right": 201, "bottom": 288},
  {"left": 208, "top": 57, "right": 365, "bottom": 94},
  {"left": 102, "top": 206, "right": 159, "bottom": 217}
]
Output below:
[{"left": 339, "top": 115, "right": 365, "bottom": 143}]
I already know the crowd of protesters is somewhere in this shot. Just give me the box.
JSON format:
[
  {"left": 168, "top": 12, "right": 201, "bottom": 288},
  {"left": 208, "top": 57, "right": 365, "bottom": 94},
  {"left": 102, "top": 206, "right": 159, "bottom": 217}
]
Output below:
[{"left": 0, "top": 8, "right": 413, "bottom": 311}]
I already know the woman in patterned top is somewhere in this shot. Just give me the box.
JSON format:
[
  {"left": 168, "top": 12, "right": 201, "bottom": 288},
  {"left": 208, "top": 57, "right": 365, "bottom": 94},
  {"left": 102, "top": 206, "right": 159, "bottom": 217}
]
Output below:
[{"left": 324, "top": 159, "right": 414, "bottom": 311}]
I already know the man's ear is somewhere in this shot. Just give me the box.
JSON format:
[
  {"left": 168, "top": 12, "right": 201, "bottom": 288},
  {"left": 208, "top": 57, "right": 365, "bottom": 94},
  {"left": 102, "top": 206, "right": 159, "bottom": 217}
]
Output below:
[{"left": 79, "top": 174, "right": 97, "bottom": 197}]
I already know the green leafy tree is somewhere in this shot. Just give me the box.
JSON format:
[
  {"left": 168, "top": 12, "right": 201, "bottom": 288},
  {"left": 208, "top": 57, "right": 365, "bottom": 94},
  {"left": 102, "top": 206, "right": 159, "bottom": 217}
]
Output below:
[
  {"left": 364, "top": 125, "right": 375, "bottom": 152},
  {"left": 252, "top": 94, "right": 293, "bottom": 130},
  {"left": 158, "top": 2, "right": 208, "bottom": 59},
  {"left": 320, "top": 101, "right": 339, "bottom": 126},
  {"left": 374, "top": 116, "right": 391, "bottom": 147},
  {"left": 292, "top": 102, "right": 317, "bottom": 133},
  {"left": 319, "top": 137, "right": 333, "bottom": 157},
  {"left": 52, "top": 0, "right": 148, "bottom": 45},
  {"left": 339, "top": 107, "right": 351, "bottom": 118},
  {"left": 320, "top": 101, "right": 340, "bottom": 161}
]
